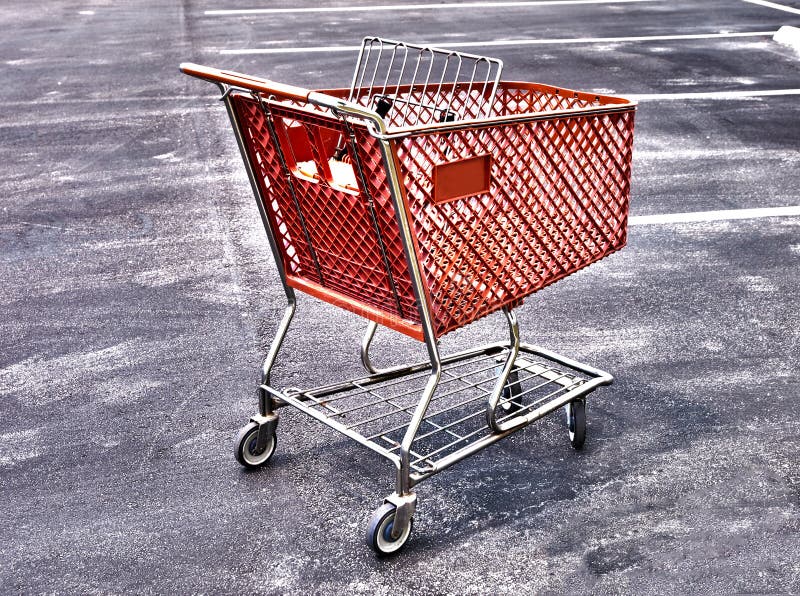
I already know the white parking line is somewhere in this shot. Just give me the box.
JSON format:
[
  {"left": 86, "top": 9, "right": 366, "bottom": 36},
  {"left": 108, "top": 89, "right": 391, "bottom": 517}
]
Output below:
[
  {"left": 742, "top": 0, "right": 800, "bottom": 15},
  {"left": 628, "top": 88, "right": 800, "bottom": 100},
  {"left": 206, "top": 0, "right": 658, "bottom": 16},
  {"left": 629, "top": 205, "right": 800, "bottom": 225},
  {"left": 219, "top": 31, "right": 775, "bottom": 55}
]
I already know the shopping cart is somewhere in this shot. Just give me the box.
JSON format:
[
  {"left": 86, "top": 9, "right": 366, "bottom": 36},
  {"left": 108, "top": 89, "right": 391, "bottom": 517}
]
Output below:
[{"left": 181, "top": 37, "right": 636, "bottom": 555}]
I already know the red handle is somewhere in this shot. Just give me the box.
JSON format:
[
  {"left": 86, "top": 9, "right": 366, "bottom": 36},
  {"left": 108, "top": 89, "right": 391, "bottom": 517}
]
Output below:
[{"left": 180, "top": 62, "right": 311, "bottom": 102}]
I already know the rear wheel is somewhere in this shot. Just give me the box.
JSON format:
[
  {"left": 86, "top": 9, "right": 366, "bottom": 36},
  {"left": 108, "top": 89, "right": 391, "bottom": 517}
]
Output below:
[
  {"left": 366, "top": 503, "right": 413, "bottom": 555},
  {"left": 566, "top": 400, "right": 586, "bottom": 450},
  {"left": 495, "top": 364, "right": 523, "bottom": 416},
  {"left": 234, "top": 422, "right": 277, "bottom": 468}
]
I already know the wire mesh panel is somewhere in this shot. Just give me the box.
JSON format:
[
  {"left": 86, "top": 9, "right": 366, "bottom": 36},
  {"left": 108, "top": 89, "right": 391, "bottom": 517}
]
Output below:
[
  {"left": 230, "top": 94, "right": 419, "bottom": 323},
  {"left": 347, "top": 37, "right": 503, "bottom": 127},
  {"left": 282, "top": 345, "right": 591, "bottom": 479}
]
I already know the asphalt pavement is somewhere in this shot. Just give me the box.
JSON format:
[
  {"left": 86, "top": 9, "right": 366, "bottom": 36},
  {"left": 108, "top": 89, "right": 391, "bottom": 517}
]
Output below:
[{"left": 1, "top": 0, "right": 799, "bottom": 593}]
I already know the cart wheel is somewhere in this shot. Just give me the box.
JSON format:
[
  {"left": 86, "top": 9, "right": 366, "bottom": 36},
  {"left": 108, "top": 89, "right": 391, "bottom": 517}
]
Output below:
[
  {"left": 495, "top": 366, "right": 523, "bottom": 415},
  {"left": 566, "top": 399, "right": 586, "bottom": 450},
  {"left": 234, "top": 421, "right": 277, "bottom": 469},
  {"left": 366, "top": 503, "right": 413, "bottom": 555}
]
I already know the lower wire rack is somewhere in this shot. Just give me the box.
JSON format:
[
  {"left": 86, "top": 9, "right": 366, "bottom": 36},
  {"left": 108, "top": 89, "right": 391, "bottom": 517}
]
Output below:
[{"left": 265, "top": 342, "right": 611, "bottom": 485}]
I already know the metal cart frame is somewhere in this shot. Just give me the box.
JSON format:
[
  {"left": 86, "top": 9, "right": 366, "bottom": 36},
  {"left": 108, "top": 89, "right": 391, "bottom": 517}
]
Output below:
[{"left": 181, "top": 42, "right": 635, "bottom": 554}]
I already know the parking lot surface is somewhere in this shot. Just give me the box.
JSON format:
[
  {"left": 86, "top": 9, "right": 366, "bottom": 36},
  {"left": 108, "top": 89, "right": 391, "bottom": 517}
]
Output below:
[{"left": 1, "top": 0, "right": 799, "bottom": 593}]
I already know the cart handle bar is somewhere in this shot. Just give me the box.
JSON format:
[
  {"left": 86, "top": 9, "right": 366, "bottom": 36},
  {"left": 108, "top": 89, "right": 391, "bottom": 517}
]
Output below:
[
  {"left": 180, "top": 62, "right": 313, "bottom": 103},
  {"left": 180, "top": 62, "right": 387, "bottom": 132}
]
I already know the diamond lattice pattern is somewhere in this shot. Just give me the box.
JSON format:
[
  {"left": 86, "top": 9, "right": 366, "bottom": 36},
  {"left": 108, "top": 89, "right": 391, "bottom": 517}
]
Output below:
[
  {"left": 395, "top": 86, "right": 635, "bottom": 336},
  {"left": 230, "top": 81, "right": 635, "bottom": 339}
]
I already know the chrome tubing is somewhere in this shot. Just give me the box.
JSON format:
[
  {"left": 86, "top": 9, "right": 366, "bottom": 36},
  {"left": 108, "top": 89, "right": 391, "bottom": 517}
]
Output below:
[
  {"left": 361, "top": 321, "right": 391, "bottom": 375},
  {"left": 486, "top": 307, "right": 523, "bottom": 433}
]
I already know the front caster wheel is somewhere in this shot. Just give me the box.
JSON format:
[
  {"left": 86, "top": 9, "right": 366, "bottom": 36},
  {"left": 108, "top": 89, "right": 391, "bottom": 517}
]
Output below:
[
  {"left": 366, "top": 503, "right": 413, "bottom": 555},
  {"left": 566, "top": 399, "right": 586, "bottom": 450},
  {"left": 234, "top": 421, "right": 277, "bottom": 468}
]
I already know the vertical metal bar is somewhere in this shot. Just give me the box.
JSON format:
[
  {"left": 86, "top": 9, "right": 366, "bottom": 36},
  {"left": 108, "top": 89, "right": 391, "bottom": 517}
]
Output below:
[
  {"left": 447, "top": 55, "right": 463, "bottom": 117},
  {"left": 464, "top": 60, "right": 479, "bottom": 118},
  {"left": 398, "top": 371, "right": 440, "bottom": 494},
  {"left": 360, "top": 321, "right": 381, "bottom": 374},
  {"left": 349, "top": 36, "right": 372, "bottom": 103},
  {"left": 476, "top": 59, "right": 491, "bottom": 118},
  {"left": 417, "top": 48, "right": 435, "bottom": 125},
  {"left": 406, "top": 48, "right": 423, "bottom": 125},
  {"left": 220, "top": 88, "right": 299, "bottom": 412},
  {"left": 372, "top": 130, "right": 443, "bottom": 497},
  {"left": 365, "top": 39, "right": 384, "bottom": 104},
  {"left": 339, "top": 116, "right": 405, "bottom": 318},
  {"left": 372, "top": 134, "right": 439, "bottom": 372},
  {"left": 408, "top": 49, "right": 421, "bottom": 125},
  {"left": 260, "top": 303, "right": 296, "bottom": 388},
  {"left": 434, "top": 53, "right": 450, "bottom": 118},
  {"left": 256, "top": 95, "right": 326, "bottom": 286},
  {"left": 323, "top": 97, "right": 444, "bottom": 495},
  {"left": 395, "top": 43, "right": 410, "bottom": 123},
  {"left": 350, "top": 41, "right": 365, "bottom": 99},
  {"left": 380, "top": 41, "right": 397, "bottom": 100},
  {"left": 222, "top": 89, "right": 294, "bottom": 298},
  {"left": 487, "top": 59, "right": 503, "bottom": 118}
]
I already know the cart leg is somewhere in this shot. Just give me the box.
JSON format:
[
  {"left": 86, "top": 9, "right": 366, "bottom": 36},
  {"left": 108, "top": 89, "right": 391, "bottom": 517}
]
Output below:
[
  {"left": 220, "top": 87, "right": 299, "bottom": 417},
  {"left": 235, "top": 297, "right": 295, "bottom": 469},
  {"left": 486, "top": 307, "right": 523, "bottom": 433},
  {"left": 366, "top": 424, "right": 426, "bottom": 555},
  {"left": 368, "top": 367, "right": 440, "bottom": 552},
  {"left": 360, "top": 320, "right": 391, "bottom": 375},
  {"left": 385, "top": 491, "right": 417, "bottom": 532},
  {"left": 367, "top": 346, "right": 442, "bottom": 554},
  {"left": 258, "top": 298, "right": 296, "bottom": 416},
  {"left": 398, "top": 371, "right": 441, "bottom": 493}
]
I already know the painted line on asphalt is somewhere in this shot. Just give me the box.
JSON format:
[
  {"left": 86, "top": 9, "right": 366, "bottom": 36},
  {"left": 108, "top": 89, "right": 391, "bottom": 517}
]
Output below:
[
  {"left": 742, "top": 0, "right": 800, "bottom": 15},
  {"left": 628, "top": 88, "right": 800, "bottom": 100},
  {"left": 205, "top": 0, "right": 658, "bottom": 16},
  {"left": 629, "top": 205, "right": 800, "bottom": 225},
  {"left": 219, "top": 30, "right": 775, "bottom": 54}
]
